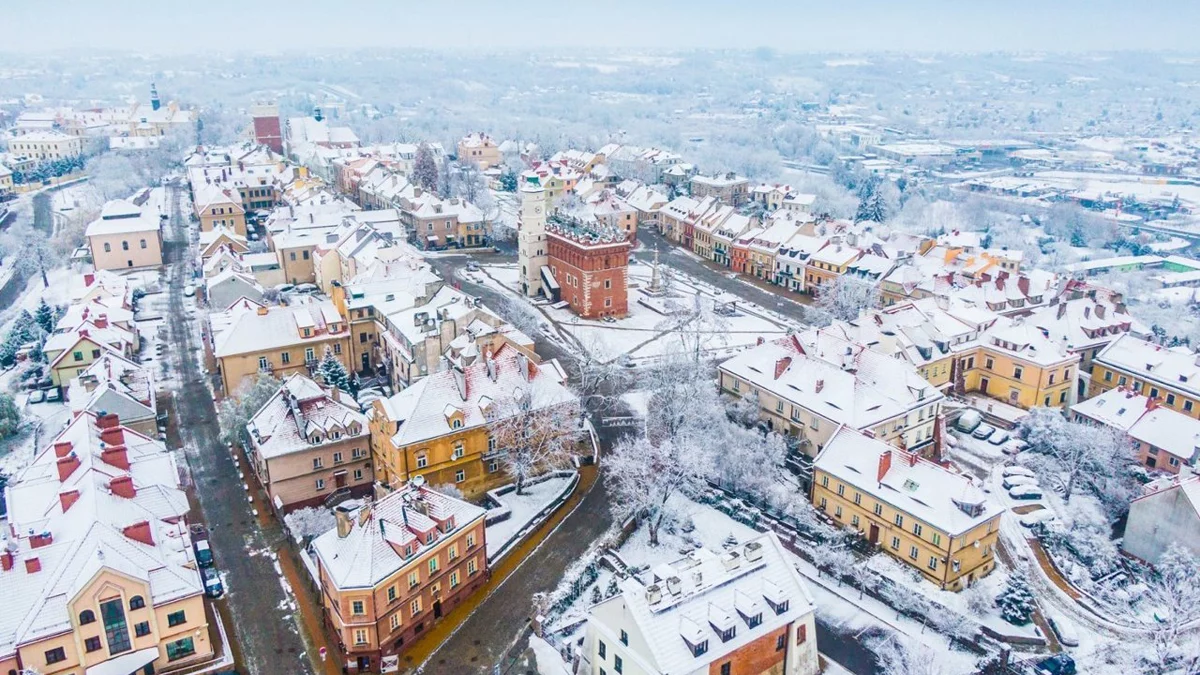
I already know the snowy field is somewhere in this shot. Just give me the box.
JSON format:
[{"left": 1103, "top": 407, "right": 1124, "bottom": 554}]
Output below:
[
  {"left": 470, "top": 260, "right": 800, "bottom": 364},
  {"left": 485, "top": 471, "right": 577, "bottom": 559}
]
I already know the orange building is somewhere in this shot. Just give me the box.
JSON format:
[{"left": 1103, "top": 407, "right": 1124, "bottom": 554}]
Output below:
[{"left": 546, "top": 216, "right": 631, "bottom": 319}]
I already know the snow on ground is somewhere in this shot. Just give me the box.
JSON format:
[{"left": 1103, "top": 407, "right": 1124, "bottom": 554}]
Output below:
[
  {"left": 474, "top": 260, "right": 800, "bottom": 364},
  {"left": 619, "top": 390, "right": 651, "bottom": 417},
  {"left": 485, "top": 472, "right": 576, "bottom": 558},
  {"left": 527, "top": 635, "right": 572, "bottom": 675}
]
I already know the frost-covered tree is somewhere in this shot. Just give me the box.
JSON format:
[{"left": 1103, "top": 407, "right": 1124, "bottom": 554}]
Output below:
[
  {"left": 317, "top": 346, "right": 352, "bottom": 391},
  {"left": 657, "top": 294, "right": 730, "bottom": 364},
  {"left": 10, "top": 224, "right": 57, "bottom": 288},
  {"left": 724, "top": 389, "right": 760, "bottom": 428},
  {"left": 995, "top": 573, "right": 1037, "bottom": 625},
  {"left": 487, "top": 384, "right": 581, "bottom": 494},
  {"left": 710, "top": 426, "right": 787, "bottom": 498},
  {"left": 34, "top": 300, "right": 56, "bottom": 335},
  {"left": 867, "top": 633, "right": 950, "bottom": 675},
  {"left": 1135, "top": 543, "right": 1200, "bottom": 675},
  {"left": 283, "top": 506, "right": 337, "bottom": 541},
  {"left": 574, "top": 335, "right": 629, "bottom": 416},
  {"left": 413, "top": 142, "right": 438, "bottom": 193},
  {"left": 606, "top": 433, "right": 710, "bottom": 546},
  {"left": 499, "top": 169, "right": 519, "bottom": 192},
  {"left": 814, "top": 275, "right": 879, "bottom": 323},
  {"left": 1018, "top": 407, "right": 1133, "bottom": 503},
  {"left": 642, "top": 353, "right": 723, "bottom": 445},
  {"left": 855, "top": 175, "right": 890, "bottom": 223},
  {"left": 0, "top": 393, "right": 22, "bottom": 439},
  {"left": 429, "top": 483, "right": 465, "bottom": 500},
  {"left": 217, "top": 373, "right": 282, "bottom": 445}
]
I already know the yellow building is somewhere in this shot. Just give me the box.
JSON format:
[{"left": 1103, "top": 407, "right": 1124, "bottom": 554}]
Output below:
[
  {"left": 1089, "top": 333, "right": 1200, "bottom": 419},
  {"left": 0, "top": 163, "right": 13, "bottom": 195},
  {"left": 212, "top": 301, "right": 352, "bottom": 395},
  {"left": 958, "top": 323, "right": 1078, "bottom": 409},
  {"left": 812, "top": 427, "right": 1002, "bottom": 590},
  {"left": 193, "top": 183, "right": 247, "bottom": 236},
  {"left": 370, "top": 345, "right": 578, "bottom": 498},
  {"left": 457, "top": 132, "right": 501, "bottom": 169},
  {"left": 804, "top": 244, "right": 862, "bottom": 295},
  {"left": 0, "top": 412, "right": 214, "bottom": 674},
  {"left": 5, "top": 130, "right": 84, "bottom": 161}
]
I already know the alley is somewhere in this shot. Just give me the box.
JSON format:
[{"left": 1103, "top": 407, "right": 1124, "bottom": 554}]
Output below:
[{"left": 163, "top": 186, "right": 315, "bottom": 675}]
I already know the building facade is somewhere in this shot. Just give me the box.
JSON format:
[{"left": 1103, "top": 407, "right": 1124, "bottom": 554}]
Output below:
[{"left": 546, "top": 217, "right": 631, "bottom": 319}]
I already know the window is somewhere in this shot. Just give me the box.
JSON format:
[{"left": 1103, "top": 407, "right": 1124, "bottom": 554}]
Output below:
[
  {"left": 909, "top": 545, "right": 919, "bottom": 560},
  {"left": 891, "top": 536, "right": 900, "bottom": 549},
  {"left": 1049, "top": 373, "right": 1055, "bottom": 385},
  {"left": 101, "top": 597, "right": 131, "bottom": 654},
  {"left": 44, "top": 647, "right": 66, "bottom": 665},
  {"left": 104, "top": 242, "right": 111, "bottom": 252},
  {"left": 1104, "top": 371, "right": 1112, "bottom": 382},
  {"left": 74, "top": 350, "right": 84, "bottom": 362},
  {"left": 1151, "top": 388, "right": 1160, "bottom": 399},
  {"left": 834, "top": 506, "right": 842, "bottom": 519},
  {"left": 985, "top": 357, "right": 994, "bottom": 370},
  {"left": 122, "top": 240, "right": 129, "bottom": 251},
  {"left": 452, "top": 442, "right": 464, "bottom": 460},
  {"left": 818, "top": 497, "right": 826, "bottom": 510},
  {"left": 92, "top": 348, "right": 101, "bottom": 359},
  {"left": 334, "top": 343, "right": 342, "bottom": 355},
  {"left": 853, "top": 492, "right": 862, "bottom": 505},
  {"left": 776, "top": 634, "right": 787, "bottom": 651},
  {"left": 912, "top": 523, "right": 923, "bottom": 537},
  {"left": 467, "top": 533, "right": 476, "bottom": 549},
  {"left": 797, "top": 624, "right": 807, "bottom": 644},
  {"left": 720, "top": 664, "right": 730, "bottom": 675},
  {"left": 1167, "top": 394, "right": 1177, "bottom": 406},
  {"left": 455, "top": 469, "right": 465, "bottom": 483},
  {"left": 129, "top": 596, "right": 145, "bottom": 610},
  {"left": 874, "top": 503, "right": 883, "bottom": 516},
  {"left": 259, "top": 356, "right": 269, "bottom": 370},
  {"left": 1118, "top": 376, "right": 1127, "bottom": 386},
  {"left": 354, "top": 629, "right": 368, "bottom": 646},
  {"left": 305, "top": 347, "right": 315, "bottom": 361},
  {"left": 312, "top": 457, "right": 323, "bottom": 470},
  {"left": 836, "top": 483, "right": 845, "bottom": 496},
  {"left": 928, "top": 556, "right": 938, "bottom": 570},
  {"left": 429, "top": 557, "right": 439, "bottom": 574},
  {"left": 820, "top": 475, "right": 829, "bottom": 488},
  {"left": 140, "top": 239, "right": 147, "bottom": 249},
  {"left": 932, "top": 533, "right": 941, "bottom": 547},
  {"left": 851, "top": 515, "right": 860, "bottom": 527},
  {"left": 1187, "top": 401, "right": 1194, "bottom": 413},
  {"left": 450, "top": 570, "right": 460, "bottom": 588},
  {"left": 281, "top": 351, "right": 291, "bottom": 364},
  {"left": 409, "top": 571, "right": 420, "bottom": 589},
  {"left": 316, "top": 478, "right": 325, "bottom": 490},
  {"left": 387, "top": 586, "right": 397, "bottom": 602},
  {"left": 614, "top": 655, "right": 623, "bottom": 673},
  {"left": 894, "top": 514, "right": 904, "bottom": 527},
  {"left": 1013, "top": 366, "right": 1023, "bottom": 380},
  {"left": 135, "top": 621, "right": 150, "bottom": 637},
  {"left": 80, "top": 609, "right": 96, "bottom": 625},
  {"left": 352, "top": 600, "right": 365, "bottom": 615},
  {"left": 598, "top": 640, "right": 606, "bottom": 659},
  {"left": 468, "top": 558, "right": 478, "bottom": 575},
  {"left": 303, "top": 250, "right": 310, "bottom": 260},
  {"left": 290, "top": 252, "right": 297, "bottom": 261},
  {"left": 448, "top": 544, "right": 458, "bottom": 561},
  {"left": 85, "top": 636, "right": 103, "bottom": 652},
  {"left": 417, "top": 454, "right": 428, "bottom": 469},
  {"left": 410, "top": 598, "right": 421, "bottom": 617},
  {"left": 620, "top": 629, "right": 628, "bottom": 646},
  {"left": 167, "top": 610, "right": 186, "bottom": 627},
  {"left": 391, "top": 613, "right": 401, "bottom": 631},
  {"left": 354, "top": 469, "right": 363, "bottom": 481}
]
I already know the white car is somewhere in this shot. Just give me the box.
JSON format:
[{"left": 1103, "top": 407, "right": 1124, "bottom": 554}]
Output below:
[
  {"left": 183, "top": 284, "right": 196, "bottom": 298},
  {"left": 1001, "top": 439, "right": 1029, "bottom": 456},
  {"left": 1002, "top": 466, "right": 1036, "bottom": 479},
  {"left": 1019, "top": 510, "right": 1056, "bottom": 528},
  {"left": 1008, "top": 484, "right": 1044, "bottom": 500},
  {"left": 1002, "top": 475, "right": 1037, "bottom": 490},
  {"left": 988, "top": 431, "right": 1011, "bottom": 445},
  {"left": 1047, "top": 612, "right": 1080, "bottom": 647}
]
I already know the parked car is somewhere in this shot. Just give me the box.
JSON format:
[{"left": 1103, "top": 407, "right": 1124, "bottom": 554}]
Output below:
[
  {"left": 1003, "top": 475, "right": 1037, "bottom": 490},
  {"left": 294, "top": 283, "right": 319, "bottom": 294},
  {"left": 202, "top": 567, "right": 224, "bottom": 598},
  {"left": 1019, "top": 510, "right": 1056, "bottom": 528},
  {"left": 1009, "top": 484, "right": 1044, "bottom": 500},
  {"left": 466, "top": 261, "right": 480, "bottom": 272},
  {"left": 274, "top": 283, "right": 295, "bottom": 294},
  {"left": 1046, "top": 612, "right": 1079, "bottom": 647},
  {"left": 972, "top": 423, "right": 996, "bottom": 440},
  {"left": 28, "top": 389, "right": 45, "bottom": 404},
  {"left": 988, "top": 430, "right": 1011, "bottom": 445},
  {"left": 956, "top": 410, "right": 983, "bottom": 433},
  {"left": 193, "top": 539, "right": 214, "bottom": 567},
  {"left": 183, "top": 284, "right": 196, "bottom": 298},
  {"left": 1003, "top": 465, "right": 1036, "bottom": 479},
  {"left": 1002, "top": 439, "right": 1029, "bottom": 456},
  {"left": 1032, "top": 653, "right": 1076, "bottom": 675},
  {"left": 45, "top": 388, "right": 62, "bottom": 403}
]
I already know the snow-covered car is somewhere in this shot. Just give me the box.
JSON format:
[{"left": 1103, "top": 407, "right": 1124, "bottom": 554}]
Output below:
[
  {"left": 183, "top": 284, "right": 196, "bottom": 297},
  {"left": 1002, "top": 438, "right": 1029, "bottom": 456},
  {"left": 202, "top": 566, "right": 224, "bottom": 598},
  {"left": 274, "top": 283, "right": 295, "bottom": 294},
  {"left": 466, "top": 261, "right": 480, "bottom": 272},
  {"left": 1032, "top": 653, "right": 1076, "bottom": 675},
  {"left": 28, "top": 389, "right": 45, "bottom": 404},
  {"left": 1008, "top": 484, "right": 1044, "bottom": 500},
  {"left": 1002, "top": 475, "right": 1037, "bottom": 490},
  {"left": 1046, "top": 612, "right": 1079, "bottom": 647},
  {"left": 294, "top": 283, "right": 319, "bottom": 294},
  {"left": 1002, "top": 466, "right": 1036, "bottom": 479},
  {"left": 955, "top": 410, "right": 983, "bottom": 433},
  {"left": 1019, "top": 510, "right": 1056, "bottom": 528},
  {"left": 972, "top": 423, "right": 996, "bottom": 440},
  {"left": 45, "top": 388, "right": 62, "bottom": 403},
  {"left": 988, "top": 430, "right": 1011, "bottom": 445}
]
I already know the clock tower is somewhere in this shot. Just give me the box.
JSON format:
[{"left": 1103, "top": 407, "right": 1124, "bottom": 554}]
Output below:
[{"left": 518, "top": 180, "right": 549, "bottom": 296}]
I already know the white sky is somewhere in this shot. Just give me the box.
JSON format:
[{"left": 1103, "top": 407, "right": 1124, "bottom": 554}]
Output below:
[{"left": 4, "top": 0, "right": 1199, "bottom": 53}]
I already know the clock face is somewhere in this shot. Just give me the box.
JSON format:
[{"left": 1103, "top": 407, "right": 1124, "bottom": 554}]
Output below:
[{"left": 534, "top": 206, "right": 542, "bottom": 214}]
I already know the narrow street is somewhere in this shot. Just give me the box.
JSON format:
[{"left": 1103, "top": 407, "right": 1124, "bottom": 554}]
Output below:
[{"left": 163, "top": 186, "right": 315, "bottom": 675}]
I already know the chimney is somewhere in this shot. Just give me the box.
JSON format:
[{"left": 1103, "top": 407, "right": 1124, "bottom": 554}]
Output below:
[
  {"left": 57, "top": 453, "right": 81, "bottom": 482},
  {"left": 29, "top": 532, "right": 53, "bottom": 549},
  {"left": 1017, "top": 276, "right": 1030, "bottom": 296},
  {"left": 1, "top": 551, "right": 12, "bottom": 572},
  {"left": 877, "top": 449, "right": 893, "bottom": 484},
  {"left": 1084, "top": 306, "right": 1091, "bottom": 319},
  {"left": 122, "top": 521, "right": 154, "bottom": 546},
  {"left": 1057, "top": 302, "right": 1067, "bottom": 320},
  {"left": 101, "top": 444, "right": 130, "bottom": 471},
  {"left": 59, "top": 490, "right": 80, "bottom": 512},
  {"left": 815, "top": 379, "right": 825, "bottom": 394},
  {"left": 83, "top": 272, "right": 95, "bottom": 287},
  {"left": 24, "top": 557, "right": 41, "bottom": 574},
  {"left": 1096, "top": 305, "right": 1106, "bottom": 320},
  {"left": 94, "top": 314, "right": 108, "bottom": 329},
  {"left": 335, "top": 503, "right": 354, "bottom": 538},
  {"left": 95, "top": 412, "right": 120, "bottom": 430},
  {"left": 774, "top": 356, "right": 792, "bottom": 380},
  {"left": 100, "top": 426, "right": 125, "bottom": 447},
  {"left": 109, "top": 475, "right": 136, "bottom": 499},
  {"left": 256, "top": 306, "right": 269, "bottom": 316},
  {"left": 54, "top": 441, "right": 73, "bottom": 458},
  {"left": 1147, "top": 396, "right": 1159, "bottom": 411}
]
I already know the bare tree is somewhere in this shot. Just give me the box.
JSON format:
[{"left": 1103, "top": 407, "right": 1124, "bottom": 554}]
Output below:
[
  {"left": 10, "top": 224, "right": 58, "bottom": 288},
  {"left": 606, "top": 433, "right": 710, "bottom": 546},
  {"left": 866, "top": 633, "right": 951, "bottom": 675},
  {"left": 487, "top": 384, "right": 581, "bottom": 494},
  {"left": 657, "top": 294, "right": 730, "bottom": 364},
  {"left": 814, "top": 274, "right": 879, "bottom": 324},
  {"left": 573, "top": 335, "right": 629, "bottom": 416},
  {"left": 1136, "top": 543, "right": 1200, "bottom": 675},
  {"left": 1018, "top": 407, "right": 1133, "bottom": 502}
]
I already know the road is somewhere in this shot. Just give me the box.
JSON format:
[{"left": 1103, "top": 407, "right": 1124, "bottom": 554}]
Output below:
[
  {"left": 425, "top": 253, "right": 882, "bottom": 674},
  {"left": 162, "top": 186, "right": 315, "bottom": 675}
]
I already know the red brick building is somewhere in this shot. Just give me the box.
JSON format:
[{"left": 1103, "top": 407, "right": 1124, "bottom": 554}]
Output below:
[
  {"left": 250, "top": 103, "right": 283, "bottom": 154},
  {"left": 546, "top": 216, "right": 631, "bottom": 319}
]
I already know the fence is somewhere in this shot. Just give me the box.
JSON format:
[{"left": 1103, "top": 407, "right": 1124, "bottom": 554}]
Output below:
[{"left": 485, "top": 470, "right": 581, "bottom": 566}]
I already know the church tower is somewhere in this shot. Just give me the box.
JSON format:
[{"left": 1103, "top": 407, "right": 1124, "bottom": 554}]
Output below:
[
  {"left": 150, "top": 82, "right": 161, "bottom": 111},
  {"left": 518, "top": 179, "right": 548, "bottom": 297}
]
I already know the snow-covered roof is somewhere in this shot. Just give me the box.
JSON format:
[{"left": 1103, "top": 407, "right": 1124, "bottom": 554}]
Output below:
[
  {"left": 1074, "top": 388, "right": 1200, "bottom": 463},
  {"left": 213, "top": 299, "right": 345, "bottom": 358},
  {"left": 814, "top": 426, "right": 1001, "bottom": 536},
  {"left": 586, "top": 533, "right": 814, "bottom": 675},
  {"left": 85, "top": 199, "right": 161, "bottom": 237},
  {"left": 246, "top": 374, "right": 368, "bottom": 460},
  {"left": 1094, "top": 334, "right": 1200, "bottom": 398},
  {"left": 375, "top": 344, "right": 576, "bottom": 448},
  {"left": 311, "top": 484, "right": 486, "bottom": 589}
]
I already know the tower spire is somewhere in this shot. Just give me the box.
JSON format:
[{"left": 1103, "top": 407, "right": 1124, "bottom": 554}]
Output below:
[{"left": 150, "top": 82, "right": 161, "bottom": 112}]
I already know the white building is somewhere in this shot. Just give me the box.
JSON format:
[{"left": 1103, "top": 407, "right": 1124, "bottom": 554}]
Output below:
[
  {"left": 518, "top": 181, "right": 549, "bottom": 297},
  {"left": 579, "top": 532, "right": 819, "bottom": 675}
]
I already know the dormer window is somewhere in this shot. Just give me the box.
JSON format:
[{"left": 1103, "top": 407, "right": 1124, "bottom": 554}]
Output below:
[
  {"left": 745, "top": 612, "right": 762, "bottom": 629},
  {"left": 425, "top": 532, "right": 436, "bottom": 545},
  {"left": 688, "top": 639, "right": 708, "bottom": 657},
  {"left": 765, "top": 598, "right": 789, "bottom": 615},
  {"left": 451, "top": 418, "right": 463, "bottom": 430}
]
